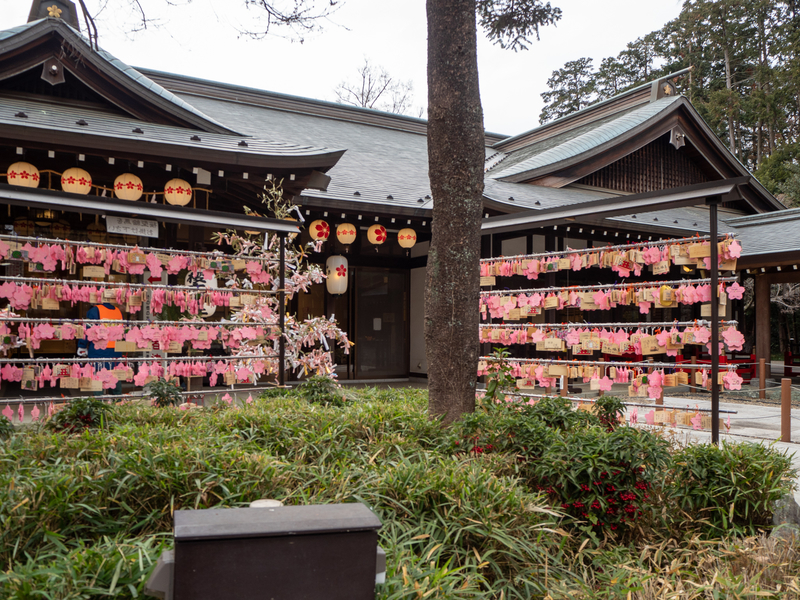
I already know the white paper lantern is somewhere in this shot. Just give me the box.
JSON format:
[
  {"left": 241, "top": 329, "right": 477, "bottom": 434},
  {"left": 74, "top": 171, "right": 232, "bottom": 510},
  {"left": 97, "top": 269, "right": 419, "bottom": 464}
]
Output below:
[
  {"left": 61, "top": 167, "right": 92, "bottom": 194},
  {"left": 336, "top": 223, "right": 357, "bottom": 245},
  {"left": 164, "top": 178, "right": 192, "bottom": 206},
  {"left": 7, "top": 162, "right": 40, "bottom": 188},
  {"left": 326, "top": 255, "right": 348, "bottom": 295},
  {"left": 309, "top": 219, "right": 330, "bottom": 241},
  {"left": 367, "top": 224, "right": 387, "bottom": 245},
  {"left": 114, "top": 173, "right": 143, "bottom": 201},
  {"left": 397, "top": 228, "right": 417, "bottom": 249}
]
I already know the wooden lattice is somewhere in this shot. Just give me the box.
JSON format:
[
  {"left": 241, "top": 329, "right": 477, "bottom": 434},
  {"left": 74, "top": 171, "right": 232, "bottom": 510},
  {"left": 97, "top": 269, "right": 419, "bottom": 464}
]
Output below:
[{"left": 576, "top": 136, "right": 708, "bottom": 193}]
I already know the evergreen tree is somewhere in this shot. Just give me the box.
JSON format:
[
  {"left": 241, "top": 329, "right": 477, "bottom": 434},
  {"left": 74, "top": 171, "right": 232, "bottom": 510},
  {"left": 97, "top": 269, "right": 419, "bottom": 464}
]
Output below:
[{"left": 539, "top": 57, "right": 595, "bottom": 123}]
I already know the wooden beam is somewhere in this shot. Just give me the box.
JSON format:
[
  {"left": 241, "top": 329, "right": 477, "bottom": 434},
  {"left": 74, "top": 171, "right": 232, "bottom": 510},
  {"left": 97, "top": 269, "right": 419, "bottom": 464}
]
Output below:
[{"left": 755, "top": 275, "right": 771, "bottom": 377}]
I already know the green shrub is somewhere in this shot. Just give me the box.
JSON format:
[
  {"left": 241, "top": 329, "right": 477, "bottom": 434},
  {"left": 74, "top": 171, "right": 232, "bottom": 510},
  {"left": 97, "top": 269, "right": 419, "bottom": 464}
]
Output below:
[
  {"left": 525, "top": 396, "right": 599, "bottom": 431},
  {"left": 594, "top": 395, "right": 625, "bottom": 431},
  {"left": 529, "top": 426, "right": 670, "bottom": 535},
  {"left": 298, "top": 374, "right": 346, "bottom": 406},
  {"left": 48, "top": 396, "right": 112, "bottom": 433},
  {"left": 143, "top": 377, "right": 184, "bottom": 407},
  {"left": 669, "top": 441, "right": 796, "bottom": 535},
  {"left": 0, "top": 414, "right": 13, "bottom": 440}
]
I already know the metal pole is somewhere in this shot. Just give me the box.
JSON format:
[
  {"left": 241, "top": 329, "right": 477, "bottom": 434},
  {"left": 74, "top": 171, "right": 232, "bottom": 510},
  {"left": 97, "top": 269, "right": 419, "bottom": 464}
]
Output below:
[
  {"left": 782, "top": 378, "right": 792, "bottom": 443},
  {"left": 709, "top": 197, "right": 720, "bottom": 445},
  {"left": 759, "top": 358, "right": 767, "bottom": 401},
  {"left": 278, "top": 234, "right": 286, "bottom": 388}
]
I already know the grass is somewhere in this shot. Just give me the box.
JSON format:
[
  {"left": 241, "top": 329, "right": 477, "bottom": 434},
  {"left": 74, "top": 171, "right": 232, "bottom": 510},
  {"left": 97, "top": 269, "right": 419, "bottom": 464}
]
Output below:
[{"left": 0, "top": 388, "right": 798, "bottom": 599}]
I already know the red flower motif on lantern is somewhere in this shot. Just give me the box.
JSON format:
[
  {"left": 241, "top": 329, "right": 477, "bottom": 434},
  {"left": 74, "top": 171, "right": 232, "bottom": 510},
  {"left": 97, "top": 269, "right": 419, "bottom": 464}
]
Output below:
[
  {"left": 165, "top": 186, "right": 174, "bottom": 194},
  {"left": 8, "top": 170, "right": 17, "bottom": 179},
  {"left": 126, "top": 181, "right": 136, "bottom": 189},
  {"left": 64, "top": 176, "right": 76, "bottom": 185},
  {"left": 78, "top": 177, "right": 90, "bottom": 186},
  {"left": 136, "top": 183, "right": 143, "bottom": 191},
  {"left": 315, "top": 222, "right": 330, "bottom": 239},
  {"left": 336, "top": 264, "right": 347, "bottom": 277},
  {"left": 374, "top": 226, "right": 386, "bottom": 242},
  {"left": 115, "top": 182, "right": 124, "bottom": 189},
  {"left": 20, "top": 172, "right": 29, "bottom": 180},
  {"left": 32, "top": 173, "right": 39, "bottom": 181}
]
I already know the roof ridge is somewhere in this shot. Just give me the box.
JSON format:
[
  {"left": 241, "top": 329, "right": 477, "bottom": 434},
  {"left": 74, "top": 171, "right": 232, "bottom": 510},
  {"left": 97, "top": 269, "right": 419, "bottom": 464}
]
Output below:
[
  {"left": 494, "top": 68, "right": 691, "bottom": 152},
  {"left": 0, "top": 18, "right": 237, "bottom": 135}
]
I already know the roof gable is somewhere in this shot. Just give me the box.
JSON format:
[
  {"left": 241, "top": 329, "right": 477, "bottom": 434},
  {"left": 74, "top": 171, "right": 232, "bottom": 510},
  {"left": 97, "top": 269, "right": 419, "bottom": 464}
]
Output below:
[{"left": 0, "top": 18, "right": 237, "bottom": 134}]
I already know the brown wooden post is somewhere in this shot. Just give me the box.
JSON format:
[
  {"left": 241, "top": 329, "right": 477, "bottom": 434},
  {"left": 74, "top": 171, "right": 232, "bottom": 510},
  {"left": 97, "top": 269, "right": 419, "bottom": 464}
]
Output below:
[
  {"left": 759, "top": 358, "right": 766, "bottom": 401},
  {"left": 782, "top": 378, "right": 792, "bottom": 443},
  {"left": 597, "top": 358, "right": 604, "bottom": 398},
  {"left": 690, "top": 356, "right": 697, "bottom": 392},
  {"left": 560, "top": 374, "right": 567, "bottom": 397},
  {"left": 755, "top": 275, "right": 771, "bottom": 378}
]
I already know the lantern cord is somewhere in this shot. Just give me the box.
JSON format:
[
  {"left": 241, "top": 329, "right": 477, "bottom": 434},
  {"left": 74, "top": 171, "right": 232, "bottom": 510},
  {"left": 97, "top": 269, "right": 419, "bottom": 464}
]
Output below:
[
  {"left": 0, "top": 354, "right": 277, "bottom": 364},
  {"left": 480, "top": 233, "right": 737, "bottom": 264},
  {"left": 479, "top": 320, "right": 738, "bottom": 329},
  {"left": 0, "top": 317, "right": 281, "bottom": 328},
  {"left": 480, "top": 356, "right": 737, "bottom": 370},
  {"left": 480, "top": 276, "right": 738, "bottom": 296},
  {"left": 0, "top": 234, "right": 274, "bottom": 263},
  {"left": 0, "top": 275, "right": 280, "bottom": 295}
]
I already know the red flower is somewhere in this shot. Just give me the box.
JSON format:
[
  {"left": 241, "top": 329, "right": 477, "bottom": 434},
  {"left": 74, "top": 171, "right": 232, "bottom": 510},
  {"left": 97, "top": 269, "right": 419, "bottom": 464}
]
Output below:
[
  {"left": 315, "top": 222, "right": 330, "bottom": 239},
  {"left": 64, "top": 176, "right": 76, "bottom": 184},
  {"left": 374, "top": 226, "right": 386, "bottom": 242},
  {"left": 336, "top": 264, "right": 347, "bottom": 277}
]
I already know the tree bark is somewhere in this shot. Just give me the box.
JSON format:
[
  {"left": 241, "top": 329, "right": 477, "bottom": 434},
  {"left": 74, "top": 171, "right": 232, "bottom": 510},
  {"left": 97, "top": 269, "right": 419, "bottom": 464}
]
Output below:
[{"left": 425, "top": 0, "right": 485, "bottom": 424}]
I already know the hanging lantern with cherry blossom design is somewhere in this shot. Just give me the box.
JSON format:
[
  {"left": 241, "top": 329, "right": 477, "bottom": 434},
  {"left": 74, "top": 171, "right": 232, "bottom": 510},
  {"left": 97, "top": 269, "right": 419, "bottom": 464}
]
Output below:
[
  {"left": 309, "top": 219, "right": 330, "bottom": 241},
  {"left": 6, "top": 162, "right": 40, "bottom": 188},
  {"left": 336, "top": 223, "right": 357, "bottom": 245},
  {"left": 326, "top": 255, "right": 348, "bottom": 295},
  {"left": 367, "top": 224, "right": 387, "bottom": 245},
  {"left": 397, "top": 228, "right": 417, "bottom": 249},
  {"left": 114, "top": 173, "right": 143, "bottom": 201},
  {"left": 164, "top": 178, "right": 192, "bottom": 206},
  {"left": 61, "top": 167, "right": 92, "bottom": 195}
]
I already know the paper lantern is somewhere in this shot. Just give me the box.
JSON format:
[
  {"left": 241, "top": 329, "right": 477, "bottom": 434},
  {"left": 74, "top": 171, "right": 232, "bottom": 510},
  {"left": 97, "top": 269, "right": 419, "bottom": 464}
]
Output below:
[
  {"left": 397, "top": 228, "right": 417, "bottom": 249},
  {"left": 114, "top": 173, "right": 143, "bottom": 201},
  {"left": 60, "top": 167, "right": 92, "bottom": 195},
  {"left": 164, "top": 178, "right": 192, "bottom": 206},
  {"left": 7, "top": 162, "right": 40, "bottom": 188},
  {"left": 336, "top": 223, "right": 357, "bottom": 245},
  {"left": 326, "top": 255, "right": 348, "bottom": 295},
  {"left": 309, "top": 220, "right": 330, "bottom": 241},
  {"left": 367, "top": 224, "right": 387, "bottom": 245},
  {"left": 13, "top": 218, "right": 35, "bottom": 236},
  {"left": 51, "top": 221, "right": 71, "bottom": 239}
]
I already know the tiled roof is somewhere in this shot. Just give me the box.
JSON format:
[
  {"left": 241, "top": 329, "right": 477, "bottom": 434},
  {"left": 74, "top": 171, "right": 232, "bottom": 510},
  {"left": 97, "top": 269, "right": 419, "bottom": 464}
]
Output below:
[
  {"left": 0, "top": 96, "right": 344, "bottom": 165},
  {"left": 724, "top": 208, "right": 800, "bottom": 257},
  {"left": 487, "top": 96, "right": 683, "bottom": 181},
  {"left": 175, "top": 91, "right": 437, "bottom": 213}
]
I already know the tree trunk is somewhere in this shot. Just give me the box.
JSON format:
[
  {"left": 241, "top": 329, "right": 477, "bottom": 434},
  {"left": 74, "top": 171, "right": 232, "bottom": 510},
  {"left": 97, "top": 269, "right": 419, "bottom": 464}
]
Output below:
[{"left": 425, "top": 0, "right": 485, "bottom": 424}]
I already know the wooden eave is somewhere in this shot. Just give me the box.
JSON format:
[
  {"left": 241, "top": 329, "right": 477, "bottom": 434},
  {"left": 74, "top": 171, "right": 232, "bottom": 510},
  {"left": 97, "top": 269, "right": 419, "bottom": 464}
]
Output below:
[
  {"left": 0, "top": 20, "right": 236, "bottom": 134},
  {"left": 0, "top": 122, "right": 344, "bottom": 176}
]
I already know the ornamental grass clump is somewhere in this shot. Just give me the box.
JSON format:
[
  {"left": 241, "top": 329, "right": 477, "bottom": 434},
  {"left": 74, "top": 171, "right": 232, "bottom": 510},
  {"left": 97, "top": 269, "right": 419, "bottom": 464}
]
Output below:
[{"left": 669, "top": 441, "right": 796, "bottom": 535}]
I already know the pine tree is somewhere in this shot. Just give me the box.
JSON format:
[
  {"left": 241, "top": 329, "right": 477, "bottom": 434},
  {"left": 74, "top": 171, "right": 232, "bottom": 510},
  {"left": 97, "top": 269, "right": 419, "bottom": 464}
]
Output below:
[{"left": 539, "top": 57, "right": 596, "bottom": 123}]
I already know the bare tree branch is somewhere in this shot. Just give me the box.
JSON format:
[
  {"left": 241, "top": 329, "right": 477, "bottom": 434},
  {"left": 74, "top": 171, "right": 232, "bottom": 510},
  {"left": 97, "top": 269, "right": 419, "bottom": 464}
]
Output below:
[{"left": 334, "top": 58, "right": 419, "bottom": 116}]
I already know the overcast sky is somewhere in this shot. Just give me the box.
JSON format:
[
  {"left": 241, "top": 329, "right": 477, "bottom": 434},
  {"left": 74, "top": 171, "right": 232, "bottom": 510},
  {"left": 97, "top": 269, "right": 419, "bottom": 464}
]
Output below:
[{"left": 2, "top": 0, "right": 682, "bottom": 135}]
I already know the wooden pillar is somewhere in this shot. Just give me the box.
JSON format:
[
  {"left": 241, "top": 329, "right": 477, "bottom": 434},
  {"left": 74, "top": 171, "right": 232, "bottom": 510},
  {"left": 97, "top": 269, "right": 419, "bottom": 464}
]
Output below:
[
  {"left": 782, "top": 378, "right": 792, "bottom": 443},
  {"left": 755, "top": 275, "right": 771, "bottom": 378}
]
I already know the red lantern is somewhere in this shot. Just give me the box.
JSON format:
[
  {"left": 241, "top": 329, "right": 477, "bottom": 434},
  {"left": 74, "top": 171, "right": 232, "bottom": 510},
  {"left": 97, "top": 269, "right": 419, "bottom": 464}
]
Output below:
[
  {"left": 114, "top": 173, "right": 143, "bottom": 201},
  {"left": 7, "top": 162, "right": 40, "bottom": 188},
  {"left": 309, "top": 220, "right": 330, "bottom": 241},
  {"left": 61, "top": 167, "right": 92, "bottom": 195},
  {"left": 164, "top": 178, "right": 192, "bottom": 206},
  {"left": 367, "top": 224, "right": 387, "bottom": 245}
]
